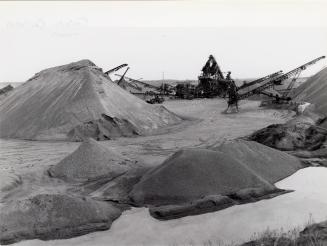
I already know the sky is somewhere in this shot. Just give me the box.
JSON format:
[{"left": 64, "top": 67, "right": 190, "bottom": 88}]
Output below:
[{"left": 0, "top": 0, "right": 326, "bottom": 82}]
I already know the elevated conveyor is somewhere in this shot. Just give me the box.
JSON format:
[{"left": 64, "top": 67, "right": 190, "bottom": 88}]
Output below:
[{"left": 236, "top": 56, "right": 325, "bottom": 100}]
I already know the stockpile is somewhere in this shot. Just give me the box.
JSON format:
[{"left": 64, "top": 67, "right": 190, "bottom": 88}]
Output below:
[
  {"left": 0, "top": 193, "right": 122, "bottom": 245},
  {"left": 130, "top": 148, "right": 275, "bottom": 206},
  {"left": 48, "top": 138, "right": 133, "bottom": 182},
  {"left": 0, "top": 60, "right": 181, "bottom": 141},
  {"left": 129, "top": 141, "right": 303, "bottom": 219},
  {"left": 249, "top": 107, "right": 326, "bottom": 151}
]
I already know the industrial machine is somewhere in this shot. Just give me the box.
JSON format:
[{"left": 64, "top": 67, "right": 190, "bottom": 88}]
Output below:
[
  {"left": 236, "top": 56, "right": 326, "bottom": 100},
  {"left": 104, "top": 64, "right": 128, "bottom": 76},
  {"left": 173, "top": 55, "right": 325, "bottom": 112},
  {"left": 109, "top": 55, "right": 325, "bottom": 109},
  {"left": 174, "top": 55, "right": 233, "bottom": 99},
  {"left": 225, "top": 56, "right": 326, "bottom": 111},
  {"left": 146, "top": 94, "right": 165, "bottom": 104},
  {"left": 175, "top": 83, "right": 198, "bottom": 99},
  {"left": 114, "top": 73, "right": 168, "bottom": 104},
  {"left": 197, "top": 55, "right": 232, "bottom": 98}
]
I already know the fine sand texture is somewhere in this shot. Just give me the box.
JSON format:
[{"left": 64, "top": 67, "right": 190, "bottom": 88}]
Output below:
[
  {"left": 129, "top": 140, "right": 304, "bottom": 219},
  {"left": 0, "top": 193, "right": 123, "bottom": 245},
  {"left": 130, "top": 148, "right": 276, "bottom": 206},
  {"left": 249, "top": 104, "right": 326, "bottom": 151},
  {"left": 0, "top": 60, "right": 181, "bottom": 141},
  {"left": 249, "top": 122, "right": 326, "bottom": 151},
  {"left": 48, "top": 138, "right": 134, "bottom": 183},
  {"left": 213, "top": 140, "right": 304, "bottom": 183}
]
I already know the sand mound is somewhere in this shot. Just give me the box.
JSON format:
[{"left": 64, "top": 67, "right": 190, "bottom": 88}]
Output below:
[
  {"left": 0, "top": 193, "right": 122, "bottom": 245},
  {"left": 249, "top": 99, "right": 326, "bottom": 151},
  {"left": 129, "top": 142, "right": 304, "bottom": 219},
  {"left": 48, "top": 138, "right": 132, "bottom": 182},
  {"left": 292, "top": 67, "right": 327, "bottom": 127},
  {"left": 249, "top": 123, "right": 326, "bottom": 151},
  {"left": 130, "top": 148, "right": 278, "bottom": 206},
  {"left": 213, "top": 140, "right": 303, "bottom": 183},
  {"left": 0, "top": 60, "right": 181, "bottom": 140}
]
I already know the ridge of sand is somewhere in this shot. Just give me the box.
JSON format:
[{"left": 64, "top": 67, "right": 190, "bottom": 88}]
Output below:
[
  {"left": 48, "top": 138, "right": 133, "bottom": 182},
  {"left": 213, "top": 140, "right": 303, "bottom": 183},
  {"left": 0, "top": 60, "right": 181, "bottom": 140}
]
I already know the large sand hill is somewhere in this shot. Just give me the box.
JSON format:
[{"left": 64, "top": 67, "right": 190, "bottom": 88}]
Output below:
[{"left": 0, "top": 60, "right": 181, "bottom": 141}]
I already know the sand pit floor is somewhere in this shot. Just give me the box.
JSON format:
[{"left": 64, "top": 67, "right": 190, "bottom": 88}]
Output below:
[
  {"left": 0, "top": 99, "right": 296, "bottom": 244},
  {"left": 0, "top": 99, "right": 293, "bottom": 200}
]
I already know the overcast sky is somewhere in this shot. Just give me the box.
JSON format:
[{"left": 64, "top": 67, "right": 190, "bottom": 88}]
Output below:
[{"left": 0, "top": 0, "right": 326, "bottom": 82}]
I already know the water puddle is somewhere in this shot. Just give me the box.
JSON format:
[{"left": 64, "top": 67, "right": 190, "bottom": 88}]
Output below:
[{"left": 14, "top": 167, "right": 327, "bottom": 246}]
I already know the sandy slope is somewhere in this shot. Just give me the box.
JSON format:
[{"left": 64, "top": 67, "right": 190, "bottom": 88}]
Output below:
[
  {"left": 0, "top": 194, "right": 123, "bottom": 245},
  {"left": 292, "top": 68, "right": 327, "bottom": 127},
  {"left": 129, "top": 140, "right": 303, "bottom": 220},
  {"left": 0, "top": 60, "right": 181, "bottom": 140},
  {"left": 48, "top": 138, "right": 134, "bottom": 182},
  {"left": 214, "top": 140, "right": 303, "bottom": 183},
  {"left": 130, "top": 148, "right": 277, "bottom": 206}
]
